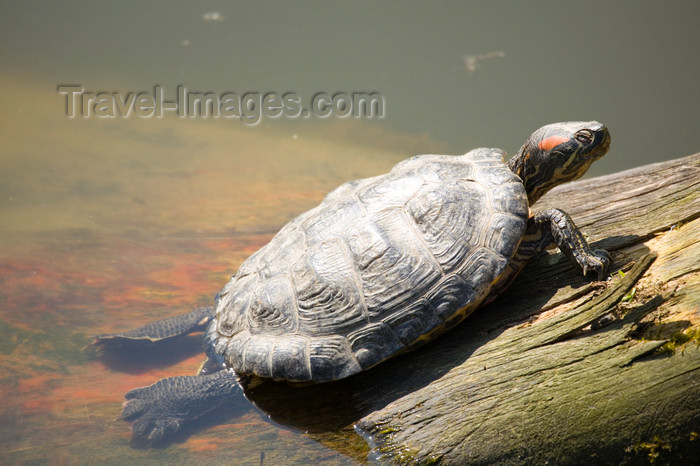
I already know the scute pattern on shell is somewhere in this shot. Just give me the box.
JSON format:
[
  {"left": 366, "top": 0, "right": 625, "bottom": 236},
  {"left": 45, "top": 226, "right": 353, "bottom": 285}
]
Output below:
[{"left": 206, "top": 147, "right": 529, "bottom": 382}]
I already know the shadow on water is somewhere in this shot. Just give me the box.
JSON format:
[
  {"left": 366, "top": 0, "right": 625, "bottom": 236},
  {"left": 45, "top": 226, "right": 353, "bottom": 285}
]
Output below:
[{"left": 95, "top": 334, "right": 207, "bottom": 375}]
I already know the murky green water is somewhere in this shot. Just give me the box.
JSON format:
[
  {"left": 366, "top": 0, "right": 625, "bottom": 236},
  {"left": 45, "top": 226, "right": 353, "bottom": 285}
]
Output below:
[{"left": 1, "top": 1, "right": 699, "bottom": 464}]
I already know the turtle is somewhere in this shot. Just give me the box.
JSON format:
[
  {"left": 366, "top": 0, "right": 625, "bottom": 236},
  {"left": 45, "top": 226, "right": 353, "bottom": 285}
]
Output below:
[{"left": 94, "top": 121, "right": 611, "bottom": 442}]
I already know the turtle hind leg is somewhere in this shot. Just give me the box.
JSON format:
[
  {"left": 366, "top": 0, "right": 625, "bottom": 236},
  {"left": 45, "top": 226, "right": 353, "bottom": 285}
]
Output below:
[
  {"left": 92, "top": 306, "right": 215, "bottom": 347},
  {"left": 122, "top": 369, "right": 240, "bottom": 443}
]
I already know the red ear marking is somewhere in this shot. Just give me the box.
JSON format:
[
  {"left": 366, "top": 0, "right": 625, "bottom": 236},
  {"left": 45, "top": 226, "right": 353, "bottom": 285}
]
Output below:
[{"left": 538, "top": 135, "right": 569, "bottom": 151}]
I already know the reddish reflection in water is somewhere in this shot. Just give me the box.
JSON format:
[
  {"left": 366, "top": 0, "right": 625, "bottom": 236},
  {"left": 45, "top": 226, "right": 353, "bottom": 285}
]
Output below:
[{"left": 0, "top": 78, "right": 439, "bottom": 464}]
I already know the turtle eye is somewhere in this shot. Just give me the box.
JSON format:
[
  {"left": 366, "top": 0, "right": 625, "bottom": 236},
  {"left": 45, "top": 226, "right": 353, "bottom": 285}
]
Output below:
[{"left": 575, "top": 129, "right": 594, "bottom": 144}]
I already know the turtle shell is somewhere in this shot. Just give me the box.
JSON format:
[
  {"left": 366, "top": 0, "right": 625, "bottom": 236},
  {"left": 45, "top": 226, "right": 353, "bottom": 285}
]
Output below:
[{"left": 206, "top": 148, "right": 529, "bottom": 382}]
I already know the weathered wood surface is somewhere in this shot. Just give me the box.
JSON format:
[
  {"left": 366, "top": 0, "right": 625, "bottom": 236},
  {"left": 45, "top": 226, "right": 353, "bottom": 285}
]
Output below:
[{"left": 244, "top": 153, "right": 700, "bottom": 464}]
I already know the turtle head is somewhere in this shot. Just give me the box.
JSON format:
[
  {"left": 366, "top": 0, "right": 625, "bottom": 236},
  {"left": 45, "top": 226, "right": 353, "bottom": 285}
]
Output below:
[{"left": 507, "top": 121, "right": 611, "bottom": 204}]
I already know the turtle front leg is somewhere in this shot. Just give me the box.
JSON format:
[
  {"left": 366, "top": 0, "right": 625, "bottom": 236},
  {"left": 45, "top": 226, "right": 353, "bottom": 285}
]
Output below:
[
  {"left": 485, "top": 208, "right": 609, "bottom": 304},
  {"left": 523, "top": 208, "right": 610, "bottom": 279}
]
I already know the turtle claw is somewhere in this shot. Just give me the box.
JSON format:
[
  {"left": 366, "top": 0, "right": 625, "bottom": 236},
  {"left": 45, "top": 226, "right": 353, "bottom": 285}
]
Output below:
[
  {"left": 129, "top": 414, "right": 180, "bottom": 443},
  {"left": 582, "top": 249, "right": 610, "bottom": 281},
  {"left": 121, "top": 382, "right": 185, "bottom": 443}
]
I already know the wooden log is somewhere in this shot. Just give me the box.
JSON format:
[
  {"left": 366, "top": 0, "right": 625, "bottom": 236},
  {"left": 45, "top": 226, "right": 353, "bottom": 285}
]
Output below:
[
  {"left": 354, "top": 153, "right": 700, "bottom": 464},
  {"left": 244, "top": 154, "right": 700, "bottom": 464}
]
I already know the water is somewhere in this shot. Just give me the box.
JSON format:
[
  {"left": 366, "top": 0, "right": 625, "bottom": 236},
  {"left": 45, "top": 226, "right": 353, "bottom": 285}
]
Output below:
[{"left": 1, "top": 1, "right": 699, "bottom": 464}]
